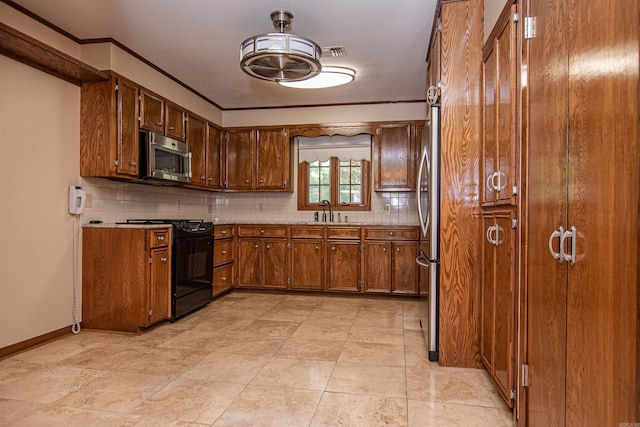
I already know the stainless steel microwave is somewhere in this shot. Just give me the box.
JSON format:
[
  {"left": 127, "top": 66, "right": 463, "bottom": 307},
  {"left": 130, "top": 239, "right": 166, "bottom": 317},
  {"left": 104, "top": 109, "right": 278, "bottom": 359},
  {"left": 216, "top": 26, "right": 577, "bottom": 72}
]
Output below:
[{"left": 140, "top": 131, "right": 191, "bottom": 184}]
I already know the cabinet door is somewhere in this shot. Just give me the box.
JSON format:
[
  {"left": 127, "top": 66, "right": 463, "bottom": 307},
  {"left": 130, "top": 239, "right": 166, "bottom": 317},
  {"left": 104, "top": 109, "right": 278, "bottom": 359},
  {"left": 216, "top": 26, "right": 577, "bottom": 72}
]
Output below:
[
  {"left": 225, "top": 129, "right": 254, "bottom": 189},
  {"left": 256, "top": 128, "right": 289, "bottom": 190},
  {"left": 187, "top": 115, "right": 207, "bottom": 187},
  {"left": 482, "top": 10, "right": 516, "bottom": 207},
  {"left": 481, "top": 214, "right": 496, "bottom": 371},
  {"left": 237, "top": 239, "right": 261, "bottom": 287},
  {"left": 116, "top": 78, "right": 140, "bottom": 177},
  {"left": 326, "top": 241, "right": 361, "bottom": 292},
  {"left": 373, "top": 123, "right": 415, "bottom": 191},
  {"left": 207, "top": 124, "right": 223, "bottom": 189},
  {"left": 391, "top": 242, "right": 419, "bottom": 294},
  {"left": 291, "top": 240, "right": 324, "bottom": 290},
  {"left": 363, "top": 241, "right": 391, "bottom": 293},
  {"left": 165, "top": 102, "right": 185, "bottom": 141},
  {"left": 263, "top": 240, "right": 288, "bottom": 289},
  {"left": 139, "top": 90, "right": 164, "bottom": 134},
  {"left": 148, "top": 247, "right": 170, "bottom": 325}
]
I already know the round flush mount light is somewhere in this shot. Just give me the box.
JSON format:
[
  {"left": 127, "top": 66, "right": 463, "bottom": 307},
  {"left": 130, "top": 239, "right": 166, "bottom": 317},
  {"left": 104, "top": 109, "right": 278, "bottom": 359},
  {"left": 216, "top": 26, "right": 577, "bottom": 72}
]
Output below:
[
  {"left": 278, "top": 66, "right": 356, "bottom": 89},
  {"left": 240, "top": 10, "right": 322, "bottom": 82}
]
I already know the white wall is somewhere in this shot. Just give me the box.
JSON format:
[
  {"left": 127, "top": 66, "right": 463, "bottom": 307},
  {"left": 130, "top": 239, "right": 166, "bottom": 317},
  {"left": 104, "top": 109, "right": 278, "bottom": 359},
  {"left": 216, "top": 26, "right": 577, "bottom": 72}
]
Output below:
[
  {"left": 484, "top": 0, "right": 509, "bottom": 42},
  {"left": 0, "top": 56, "right": 81, "bottom": 348}
]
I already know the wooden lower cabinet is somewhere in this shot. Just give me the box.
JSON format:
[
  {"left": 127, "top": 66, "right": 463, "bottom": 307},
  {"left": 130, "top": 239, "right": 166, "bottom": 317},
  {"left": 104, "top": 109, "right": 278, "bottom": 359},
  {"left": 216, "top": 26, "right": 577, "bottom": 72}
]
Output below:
[
  {"left": 326, "top": 240, "right": 361, "bottom": 292},
  {"left": 481, "top": 209, "right": 516, "bottom": 407},
  {"left": 236, "top": 225, "right": 289, "bottom": 289},
  {"left": 291, "top": 239, "right": 324, "bottom": 290},
  {"left": 363, "top": 241, "right": 392, "bottom": 293},
  {"left": 82, "top": 226, "right": 171, "bottom": 332},
  {"left": 213, "top": 224, "right": 234, "bottom": 296},
  {"left": 391, "top": 241, "right": 419, "bottom": 294}
]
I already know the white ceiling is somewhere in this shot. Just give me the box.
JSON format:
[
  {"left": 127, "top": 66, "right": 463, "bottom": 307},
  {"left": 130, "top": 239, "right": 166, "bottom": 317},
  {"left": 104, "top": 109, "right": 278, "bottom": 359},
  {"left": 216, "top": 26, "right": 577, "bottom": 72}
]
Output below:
[{"left": 11, "top": 0, "right": 437, "bottom": 110}]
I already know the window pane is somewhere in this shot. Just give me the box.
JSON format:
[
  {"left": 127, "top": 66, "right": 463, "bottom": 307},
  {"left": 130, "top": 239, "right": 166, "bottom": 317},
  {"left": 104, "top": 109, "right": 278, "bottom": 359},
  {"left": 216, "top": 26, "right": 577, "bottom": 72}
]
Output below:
[
  {"left": 320, "top": 185, "right": 331, "bottom": 202},
  {"left": 339, "top": 187, "right": 350, "bottom": 204},
  {"left": 309, "top": 186, "right": 320, "bottom": 203},
  {"left": 351, "top": 185, "right": 361, "bottom": 203},
  {"left": 320, "top": 166, "right": 330, "bottom": 185},
  {"left": 351, "top": 166, "right": 361, "bottom": 184},
  {"left": 310, "top": 167, "right": 320, "bottom": 185},
  {"left": 339, "top": 166, "right": 351, "bottom": 184}
]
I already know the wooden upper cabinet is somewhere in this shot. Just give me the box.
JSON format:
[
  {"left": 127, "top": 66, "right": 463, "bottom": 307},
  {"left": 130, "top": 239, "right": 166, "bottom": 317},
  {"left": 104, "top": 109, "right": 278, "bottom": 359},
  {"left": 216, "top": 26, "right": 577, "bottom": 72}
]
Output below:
[
  {"left": 373, "top": 122, "right": 419, "bottom": 191},
  {"left": 482, "top": 7, "right": 517, "bottom": 207},
  {"left": 140, "top": 90, "right": 164, "bottom": 134},
  {"left": 80, "top": 74, "right": 139, "bottom": 179},
  {"left": 207, "top": 124, "right": 223, "bottom": 189},
  {"left": 165, "top": 102, "right": 186, "bottom": 141},
  {"left": 256, "top": 127, "right": 290, "bottom": 190},
  {"left": 225, "top": 128, "right": 254, "bottom": 190},
  {"left": 224, "top": 127, "right": 292, "bottom": 192},
  {"left": 426, "top": 18, "right": 442, "bottom": 101},
  {"left": 140, "top": 89, "right": 186, "bottom": 141},
  {"left": 187, "top": 114, "right": 207, "bottom": 187}
]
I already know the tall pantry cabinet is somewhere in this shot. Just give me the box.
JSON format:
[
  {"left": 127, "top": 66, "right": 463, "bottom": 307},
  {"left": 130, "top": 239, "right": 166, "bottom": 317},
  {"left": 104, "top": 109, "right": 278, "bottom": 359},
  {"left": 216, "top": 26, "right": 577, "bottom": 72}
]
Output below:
[{"left": 523, "top": 0, "right": 639, "bottom": 425}]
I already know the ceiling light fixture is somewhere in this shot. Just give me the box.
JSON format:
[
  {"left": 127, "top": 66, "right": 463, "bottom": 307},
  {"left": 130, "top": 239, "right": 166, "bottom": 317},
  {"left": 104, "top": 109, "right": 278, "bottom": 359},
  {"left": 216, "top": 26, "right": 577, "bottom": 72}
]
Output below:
[
  {"left": 240, "top": 10, "right": 322, "bottom": 82},
  {"left": 278, "top": 66, "right": 356, "bottom": 89}
]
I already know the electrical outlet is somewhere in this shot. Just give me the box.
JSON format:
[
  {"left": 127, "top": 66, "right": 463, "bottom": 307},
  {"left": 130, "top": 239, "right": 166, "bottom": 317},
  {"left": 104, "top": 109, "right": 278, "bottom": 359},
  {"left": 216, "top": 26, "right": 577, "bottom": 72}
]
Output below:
[
  {"left": 85, "top": 193, "right": 93, "bottom": 208},
  {"left": 208, "top": 204, "right": 213, "bottom": 214},
  {"left": 258, "top": 203, "right": 264, "bottom": 212},
  {"left": 378, "top": 204, "right": 391, "bottom": 213}
]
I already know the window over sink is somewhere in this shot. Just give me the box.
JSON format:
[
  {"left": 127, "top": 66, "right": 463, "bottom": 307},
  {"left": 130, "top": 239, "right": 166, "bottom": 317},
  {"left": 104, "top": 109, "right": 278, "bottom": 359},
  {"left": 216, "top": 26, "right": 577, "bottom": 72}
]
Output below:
[{"left": 297, "top": 134, "right": 371, "bottom": 211}]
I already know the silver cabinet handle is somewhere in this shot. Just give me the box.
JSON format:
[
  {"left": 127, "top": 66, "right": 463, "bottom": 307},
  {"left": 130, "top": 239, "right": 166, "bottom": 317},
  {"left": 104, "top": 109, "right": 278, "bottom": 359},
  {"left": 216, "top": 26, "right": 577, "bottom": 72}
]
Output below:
[
  {"left": 254, "top": 244, "right": 259, "bottom": 249},
  {"left": 129, "top": 161, "right": 136, "bottom": 166},
  {"left": 221, "top": 276, "right": 227, "bottom": 281},
  {"left": 160, "top": 257, "right": 167, "bottom": 262},
  {"left": 266, "top": 244, "right": 271, "bottom": 249},
  {"left": 157, "top": 236, "right": 165, "bottom": 241},
  {"left": 560, "top": 226, "right": 577, "bottom": 265},
  {"left": 548, "top": 227, "right": 564, "bottom": 262},
  {"left": 156, "top": 121, "right": 162, "bottom": 126},
  {"left": 486, "top": 225, "right": 496, "bottom": 245},
  {"left": 383, "top": 247, "right": 387, "bottom": 252},
  {"left": 221, "top": 250, "right": 227, "bottom": 254},
  {"left": 208, "top": 177, "right": 213, "bottom": 181},
  {"left": 201, "top": 176, "right": 206, "bottom": 180},
  {"left": 487, "top": 173, "right": 497, "bottom": 192},
  {"left": 221, "top": 230, "right": 227, "bottom": 234},
  {"left": 168, "top": 126, "right": 174, "bottom": 131},
  {"left": 260, "top": 229, "right": 265, "bottom": 234},
  {"left": 315, "top": 246, "right": 319, "bottom": 250},
  {"left": 245, "top": 179, "right": 250, "bottom": 184}
]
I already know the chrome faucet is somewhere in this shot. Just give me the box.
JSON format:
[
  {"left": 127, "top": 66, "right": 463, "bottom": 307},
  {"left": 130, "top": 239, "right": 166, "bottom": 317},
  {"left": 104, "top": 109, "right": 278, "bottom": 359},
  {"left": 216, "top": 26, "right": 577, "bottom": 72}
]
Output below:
[{"left": 321, "top": 199, "right": 333, "bottom": 222}]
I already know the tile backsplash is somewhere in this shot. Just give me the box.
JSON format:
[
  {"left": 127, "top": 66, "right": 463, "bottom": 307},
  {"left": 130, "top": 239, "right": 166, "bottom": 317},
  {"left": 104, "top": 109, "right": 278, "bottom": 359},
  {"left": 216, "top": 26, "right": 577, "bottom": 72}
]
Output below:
[{"left": 80, "top": 177, "right": 419, "bottom": 225}]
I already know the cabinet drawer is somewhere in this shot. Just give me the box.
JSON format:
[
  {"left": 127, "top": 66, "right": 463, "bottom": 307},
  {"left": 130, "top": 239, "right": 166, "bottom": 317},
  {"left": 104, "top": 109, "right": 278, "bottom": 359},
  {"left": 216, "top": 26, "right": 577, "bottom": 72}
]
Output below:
[
  {"left": 364, "top": 227, "right": 419, "bottom": 241},
  {"left": 291, "top": 226, "right": 323, "bottom": 239},
  {"left": 326, "top": 226, "right": 361, "bottom": 240},
  {"left": 237, "top": 225, "right": 288, "bottom": 238},
  {"left": 213, "top": 264, "right": 234, "bottom": 296},
  {"left": 214, "top": 225, "right": 234, "bottom": 239},
  {"left": 214, "top": 240, "right": 233, "bottom": 265},
  {"left": 148, "top": 228, "right": 170, "bottom": 248}
]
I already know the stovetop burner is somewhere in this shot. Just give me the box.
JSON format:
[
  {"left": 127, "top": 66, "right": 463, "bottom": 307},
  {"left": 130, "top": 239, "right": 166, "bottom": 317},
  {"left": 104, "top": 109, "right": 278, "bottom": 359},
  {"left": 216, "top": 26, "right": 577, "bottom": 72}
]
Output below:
[{"left": 123, "top": 219, "right": 214, "bottom": 237}]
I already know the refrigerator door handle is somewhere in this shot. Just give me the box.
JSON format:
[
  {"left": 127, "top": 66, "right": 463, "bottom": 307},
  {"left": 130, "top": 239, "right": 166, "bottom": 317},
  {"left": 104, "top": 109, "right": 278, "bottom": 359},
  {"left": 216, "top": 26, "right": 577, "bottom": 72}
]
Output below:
[{"left": 417, "top": 147, "right": 430, "bottom": 237}]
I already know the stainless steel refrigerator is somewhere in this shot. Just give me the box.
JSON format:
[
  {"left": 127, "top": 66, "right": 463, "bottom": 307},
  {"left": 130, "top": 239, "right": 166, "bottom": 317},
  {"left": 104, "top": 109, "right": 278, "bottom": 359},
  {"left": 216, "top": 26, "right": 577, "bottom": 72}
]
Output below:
[{"left": 416, "top": 103, "right": 440, "bottom": 362}]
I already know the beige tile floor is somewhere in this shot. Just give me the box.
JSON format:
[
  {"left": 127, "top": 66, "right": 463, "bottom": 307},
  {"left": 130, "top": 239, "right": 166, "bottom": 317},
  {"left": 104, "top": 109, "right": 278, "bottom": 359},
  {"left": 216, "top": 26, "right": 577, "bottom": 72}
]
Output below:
[{"left": 0, "top": 292, "right": 513, "bottom": 426}]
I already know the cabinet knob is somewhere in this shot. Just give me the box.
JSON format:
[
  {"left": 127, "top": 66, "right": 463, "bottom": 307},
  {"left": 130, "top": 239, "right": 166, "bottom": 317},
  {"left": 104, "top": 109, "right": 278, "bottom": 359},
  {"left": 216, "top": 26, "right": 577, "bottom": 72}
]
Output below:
[
  {"left": 201, "top": 176, "right": 206, "bottom": 180},
  {"left": 259, "top": 178, "right": 264, "bottom": 183},
  {"left": 383, "top": 247, "right": 387, "bottom": 252},
  {"left": 160, "top": 257, "right": 167, "bottom": 262},
  {"left": 254, "top": 244, "right": 259, "bottom": 249},
  {"left": 129, "top": 161, "right": 137, "bottom": 166},
  {"left": 245, "top": 179, "right": 250, "bottom": 184},
  {"left": 157, "top": 236, "right": 165, "bottom": 241},
  {"left": 331, "top": 246, "right": 336, "bottom": 251},
  {"left": 221, "top": 276, "right": 227, "bottom": 281},
  {"left": 260, "top": 229, "right": 265, "bottom": 234},
  {"left": 397, "top": 248, "right": 401, "bottom": 252},
  {"left": 390, "top": 232, "right": 394, "bottom": 236},
  {"left": 156, "top": 121, "right": 162, "bottom": 126},
  {"left": 221, "top": 230, "right": 227, "bottom": 234},
  {"left": 315, "top": 246, "right": 319, "bottom": 250},
  {"left": 266, "top": 244, "right": 271, "bottom": 249},
  {"left": 221, "top": 250, "right": 227, "bottom": 254},
  {"left": 208, "top": 177, "right": 213, "bottom": 181},
  {"left": 168, "top": 126, "right": 174, "bottom": 131}
]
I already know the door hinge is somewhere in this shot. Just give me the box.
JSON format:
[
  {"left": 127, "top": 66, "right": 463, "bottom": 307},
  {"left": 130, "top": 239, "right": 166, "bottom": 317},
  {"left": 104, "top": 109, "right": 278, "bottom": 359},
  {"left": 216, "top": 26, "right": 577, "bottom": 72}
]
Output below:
[
  {"left": 148, "top": 256, "right": 152, "bottom": 264},
  {"left": 437, "top": 22, "right": 442, "bottom": 32},
  {"left": 512, "top": 185, "right": 518, "bottom": 196},
  {"left": 510, "top": 389, "right": 516, "bottom": 400},
  {"left": 513, "top": 12, "right": 519, "bottom": 23},
  {"left": 522, "top": 364, "right": 529, "bottom": 387},
  {"left": 114, "top": 159, "right": 119, "bottom": 166},
  {"left": 287, "top": 242, "right": 292, "bottom": 249},
  {"left": 287, "top": 277, "right": 291, "bottom": 285},
  {"left": 359, "top": 280, "right": 364, "bottom": 289},
  {"left": 115, "top": 83, "right": 119, "bottom": 91},
  {"left": 283, "top": 179, "right": 287, "bottom": 187},
  {"left": 360, "top": 245, "right": 365, "bottom": 252},
  {"left": 524, "top": 17, "right": 537, "bottom": 39},
  {"left": 512, "top": 219, "right": 518, "bottom": 229},
  {"left": 148, "top": 309, "right": 152, "bottom": 317}
]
